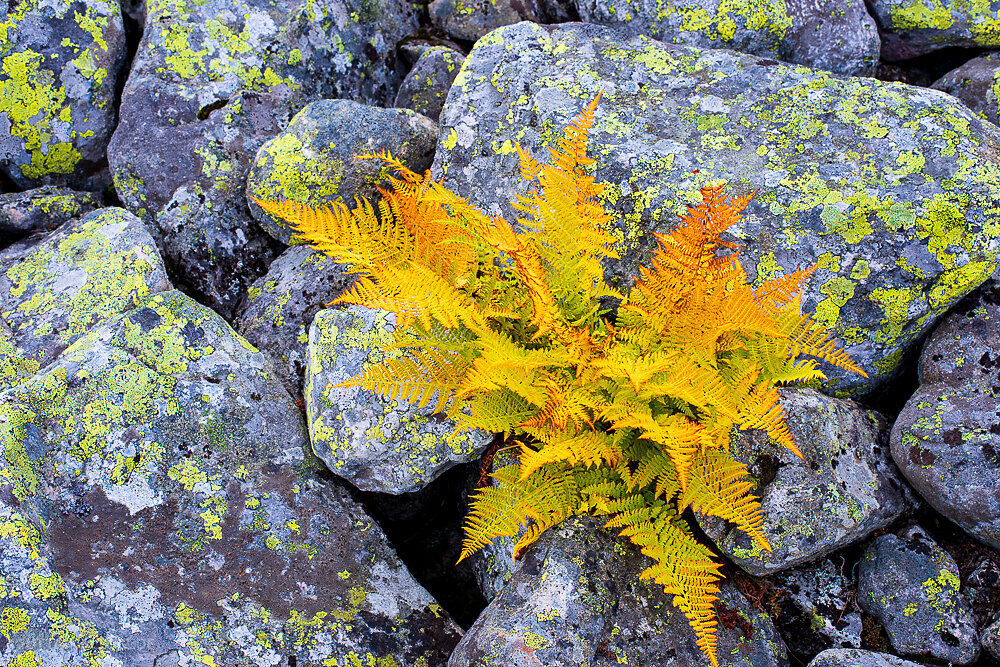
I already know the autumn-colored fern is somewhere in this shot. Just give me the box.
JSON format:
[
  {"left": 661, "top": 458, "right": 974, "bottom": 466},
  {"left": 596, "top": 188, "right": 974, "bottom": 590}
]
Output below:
[{"left": 253, "top": 93, "right": 865, "bottom": 667}]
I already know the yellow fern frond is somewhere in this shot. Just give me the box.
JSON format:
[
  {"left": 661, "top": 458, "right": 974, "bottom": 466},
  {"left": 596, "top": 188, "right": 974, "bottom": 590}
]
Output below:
[
  {"left": 338, "top": 348, "right": 471, "bottom": 414},
  {"left": 517, "top": 427, "right": 622, "bottom": 479}
]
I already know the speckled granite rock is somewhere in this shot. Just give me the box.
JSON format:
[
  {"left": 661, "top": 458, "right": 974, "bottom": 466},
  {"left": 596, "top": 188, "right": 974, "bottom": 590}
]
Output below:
[
  {"left": 0, "top": 187, "right": 101, "bottom": 242},
  {"left": 247, "top": 100, "right": 439, "bottom": 245},
  {"left": 574, "top": 0, "right": 879, "bottom": 75},
  {"left": 857, "top": 526, "right": 979, "bottom": 664},
  {"left": 768, "top": 556, "right": 864, "bottom": 657},
  {"left": 395, "top": 47, "right": 466, "bottom": 122},
  {"left": 429, "top": 0, "right": 543, "bottom": 42},
  {"left": 868, "top": 0, "right": 1000, "bottom": 61},
  {"left": 306, "top": 305, "right": 492, "bottom": 494},
  {"left": 433, "top": 22, "right": 1000, "bottom": 395},
  {"left": 0, "top": 207, "right": 171, "bottom": 393},
  {"left": 698, "top": 389, "right": 911, "bottom": 575},
  {"left": 890, "top": 279, "right": 1000, "bottom": 549},
  {"left": 983, "top": 612, "right": 1000, "bottom": 659},
  {"left": 107, "top": 0, "right": 421, "bottom": 318},
  {"left": 235, "top": 244, "right": 354, "bottom": 397},
  {"left": 454, "top": 517, "right": 789, "bottom": 667},
  {"left": 807, "top": 648, "right": 933, "bottom": 667},
  {"left": 0, "top": 289, "right": 462, "bottom": 666},
  {"left": 0, "top": 0, "right": 126, "bottom": 189},
  {"left": 932, "top": 52, "right": 1000, "bottom": 125}
]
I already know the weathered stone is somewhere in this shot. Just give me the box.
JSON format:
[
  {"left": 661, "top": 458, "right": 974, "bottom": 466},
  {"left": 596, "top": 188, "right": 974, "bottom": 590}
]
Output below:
[
  {"left": 767, "top": 556, "right": 864, "bottom": 657},
  {"left": 983, "top": 612, "right": 1000, "bottom": 659},
  {"left": 434, "top": 22, "right": 1000, "bottom": 395},
  {"left": 395, "top": 47, "right": 466, "bottom": 123},
  {"left": 699, "top": 389, "right": 911, "bottom": 574},
  {"left": 807, "top": 648, "right": 933, "bottom": 667},
  {"left": 868, "top": 0, "right": 1000, "bottom": 61},
  {"left": 0, "top": 289, "right": 462, "bottom": 666},
  {"left": 235, "top": 244, "right": 355, "bottom": 397},
  {"left": 306, "top": 305, "right": 492, "bottom": 493},
  {"left": 932, "top": 52, "right": 1000, "bottom": 125},
  {"left": 247, "top": 100, "right": 439, "bottom": 245},
  {"left": 0, "top": 207, "right": 171, "bottom": 393},
  {"left": 107, "top": 0, "right": 420, "bottom": 318},
  {"left": 0, "top": 187, "right": 101, "bottom": 241},
  {"left": 890, "top": 279, "right": 1000, "bottom": 549},
  {"left": 575, "top": 0, "right": 879, "bottom": 75},
  {"left": 454, "top": 517, "right": 789, "bottom": 667},
  {"left": 0, "top": 0, "right": 126, "bottom": 189},
  {"left": 857, "top": 526, "right": 979, "bottom": 664}
]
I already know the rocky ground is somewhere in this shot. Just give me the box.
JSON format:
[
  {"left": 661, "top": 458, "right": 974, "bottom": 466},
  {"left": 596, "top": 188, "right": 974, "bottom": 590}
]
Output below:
[{"left": 3, "top": 0, "right": 1000, "bottom": 665}]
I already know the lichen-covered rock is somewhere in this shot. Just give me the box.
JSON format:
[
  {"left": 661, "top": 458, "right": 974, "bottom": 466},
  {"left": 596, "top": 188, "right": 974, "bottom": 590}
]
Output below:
[
  {"left": 0, "top": 289, "right": 462, "bottom": 666},
  {"left": 0, "top": 0, "right": 126, "bottom": 189},
  {"left": 807, "top": 648, "right": 933, "bottom": 666},
  {"left": 429, "top": 0, "right": 544, "bottom": 42},
  {"left": 454, "top": 517, "right": 789, "bottom": 667},
  {"left": 932, "top": 52, "right": 1000, "bottom": 125},
  {"left": 868, "top": 0, "right": 1000, "bottom": 61},
  {"left": 983, "top": 612, "right": 1000, "bottom": 659},
  {"left": 434, "top": 22, "right": 1000, "bottom": 395},
  {"left": 890, "top": 279, "right": 1000, "bottom": 549},
  {"left": 107, "top": 0, "right": 420, "bottom": 318},
  {"left": 894, "top": 289, "right": 1000, "bottom": 544},
  {"left": 235, "top": 244, "right": 355, "bottom": 396},
  {"left": 0, "top": 187, "right": 101, "bottom": 242},
  {"left": 575, "top": 0, "right": 879, "bottom": 75},
  {"left": 857, "top": 526, "right": 979, "bottom": 664},
  {"left": 395, "top": 47, "right": 466, "bottom": 122},
  {"left": 0, "top": 207, "right": 171, "bottom": 393},
  {"left": 247, "top": 100, "right": 439, "bottom": 244},
  {"left": 306, "top": 305, "right": 492, "bottom": 493},
  {"left": 768, "top": 556, "right": 864, "bottom": 657},
  {"left": 698, "top": 389, "right": 911, "bottom": 574}
]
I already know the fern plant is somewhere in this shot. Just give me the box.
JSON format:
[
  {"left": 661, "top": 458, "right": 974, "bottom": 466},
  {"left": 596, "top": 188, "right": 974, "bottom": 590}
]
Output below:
[{"left": 253, "top": 94, "right": 864, "bottom": 666}]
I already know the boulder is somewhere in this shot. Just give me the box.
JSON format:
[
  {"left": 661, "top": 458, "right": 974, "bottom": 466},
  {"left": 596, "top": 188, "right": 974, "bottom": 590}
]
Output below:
[
  {"left": 434, "top": 22, "right": 1000, "bottom": 395},
  {"left": 0, "top": 187, "right": 101, "bottom": 243},
  {"left": 807, "top": 648, "right": 933, "bottom": 666},
  {"left": 868, "top": 0, "right": 1000, "bottom": 61},
  {"left": 305, "top": 305, "right": 492, "bottom": 493},
  {"left": 890, "top": 279, "right": 1000, "bottom": 549},
  {"left": 857, "top": 525, "right": 979, "bottom": 664},
  {"left": 0, "top": 208, "right": 171, "bottom": 393},
  {"left": 0, "top": 289, "right": 462, "bottom": 666},
  {"left": 235, "top": 244, "right": 355, "bottom": 397},
  {"left": 454, "top": 517, "right": 789, "bottom": 667},
  {"left": 395, "top": 47, "right": 467, "bottom": 122},
  {"left": 932, "top": 52, "right": 1000, "bottom": 125},
  {"left": 699, "top": 389, "right": 912, "bottom": 574},
  {"left": 247, "top": 100, "right": 439, "bottom": 244},
  {"left": 0, "top": 0, "right": 126, "bottom": 189}
]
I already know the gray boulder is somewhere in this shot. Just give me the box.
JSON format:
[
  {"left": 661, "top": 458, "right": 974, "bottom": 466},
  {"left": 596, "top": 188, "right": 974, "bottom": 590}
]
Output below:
[
  {"left": 107, "top": 0, "right": 420, "bottom": 318},
  {"left": 429, "top": 0, "right": 545, "bottom": 42},
  {"left": 0, "top": 0, "right": 126, "bottom": 189},
  {"left": 306, "top": 305, "right": 492, "bottom": 493},
  {"left": 434, "top": 22, "right": 1000, "bottom": 395},
  {"left": 890, "top": 279, "right": 1000, "bottom": 549},
  {"left": 699, "top": 389, "right": 911, "bottom": 574},
  {"left": 0, "top": 187, "right": 101, "bottom": 242},
  {"left": 575, "top": 0, "right": 880, "bottom": 75},
  {"left": 235, "top": 244, "right": 355, "bottom": 397},
  {"left": 0, "top": 208, "right": 171, "bottom": 393},
  {"left": 767, "top": 556, "right": 864, "bottom": 657},
  {"left": 807, "top": 648, "right": 933, "bottom": 666},
  {"left": 0, "top": 289, "right": 462, "bottom": 666},
  {"left": 857, "top": 525, "right": 979, "bottom": 664},
  {"left": 932, "top": 52, "right": 1000, "bottom": 125},
  {"left": 984, "top": 612, "right": 1000, "bottom": 659},
  {"left": 247, "top": 99, "right": 439, "bottom": 245},
  {"left": 868, "top": 0, "right": 1000, "bottom": 61},
  {"left": 395, "top": 47, "right": 467, "bottom": 122},
  {"left": 454, "top": 517, "right": 789, "bottom": 667}
]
